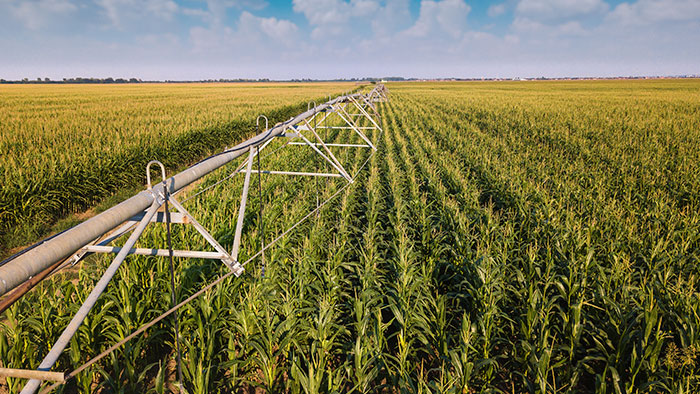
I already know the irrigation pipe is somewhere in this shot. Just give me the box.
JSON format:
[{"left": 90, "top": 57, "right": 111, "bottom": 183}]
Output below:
[
  {"left": 179, "top": 110, "right": 344, "bottom": 206},
  {"left": 0, "top": 86, "right": 375, "bottom": 297},
  {"left": 178, "top": 139, "right": 296, "bottom": 205},
  {"left": 38, "top": 150, "right": 376, "bottom": 394}
]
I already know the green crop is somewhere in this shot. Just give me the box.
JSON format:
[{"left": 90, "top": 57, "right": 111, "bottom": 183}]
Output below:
[
  {"left": 0, "top": 82, "right": 354, "bottom": 253},
  {"left": 1, "top": 79, "right": 699, "bottom": 393}
]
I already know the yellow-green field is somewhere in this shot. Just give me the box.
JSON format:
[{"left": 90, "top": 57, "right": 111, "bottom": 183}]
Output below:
[
  {"left": 1, "top": 80, "right": 699, "bottom": 393},
  {"left": 0, "top": 82, "right": 354, "bottom": 252}
]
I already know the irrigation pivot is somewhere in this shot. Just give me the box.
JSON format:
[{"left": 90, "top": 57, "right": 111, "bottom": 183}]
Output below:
[
  {"left": 0, "top": 84, "right": 387, "bottom": 297},
  {"left": 0, "top": 84, "right": 388, "bottom": 393}
]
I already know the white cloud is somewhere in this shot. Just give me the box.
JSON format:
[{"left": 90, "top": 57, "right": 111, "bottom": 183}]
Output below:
[
  {"left": 4, "top": 0, "right": 76, "bottom": 30},
  {"left": 293, "top": 0, "right": 385, "bottom": 38},
  {"left": 96, "top": 0, "right": 179, "bottom": 28},
  {"left": 189, "top": 10, "right": 301, "bottom": 58},
  {"left": 139, "top": 33, "right": 180, "bottom": 47},
  {"left": 504, "top": 34, "right": 520, "bottom": 44},
  {"left": 403, "top": 0, "right": 470, "bottom": 39},
  {"left": 488, "top": 3, "right": 507, "bottom": 17},
  {"left": 353, "top": 0, "right": 381, "bottom": 15},
  {"left": 293, "top": 0, "right": 378, "bottom": 25},
  {"left": 607, "top": 0, "right": 700, "bottom": 25},
  {"left": 516, "top": 0, "right": 609, "bottom": 22},
  {"left": 293, "top": 0, "right": 348, "bottom": 25},
  {"left": 240, "top": 11, "right": 299, "bottom": 44},
  {"left": 511, "top": 16, "right": 544, "bottom": 32},
  {"left": 345, "top": 0, "right": 478, "bottom": 69},
  {"left": 510, "top": 0, "right": 610, "bottom": 37},
  {"left": 199, "top": 0, "right": 253, "bottom": 26},
  {"left": 370, "top": 0, "right": 412, "bottom": 35},
  {"left": 557, "top": 20, "right": 587, "bottom": 35},
  {"left": 182, "top": 7, "right": 210, "bottom": 19},
  {"left": 146, "top": 0, "right": 178, "bottom": 18},
  {"left": 512, "top": 15, "right": 587, "bottom": 36}
]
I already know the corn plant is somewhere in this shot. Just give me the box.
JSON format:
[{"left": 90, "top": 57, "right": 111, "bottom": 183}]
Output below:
[{"left": 2, "top": 80, "right": 700, "bottom": 393}]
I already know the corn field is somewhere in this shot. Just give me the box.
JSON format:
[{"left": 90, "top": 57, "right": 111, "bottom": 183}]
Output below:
[
  {"left": 0, "top": 82, "right": 353, "bottom": 253},
  {"left": 1, "top": 79, "right": 700, "bottom": 393}
]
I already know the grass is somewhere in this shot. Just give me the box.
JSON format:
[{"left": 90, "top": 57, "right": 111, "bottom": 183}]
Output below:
[{"left": 1, "top": 79, "right": 699, "bottom": 393}]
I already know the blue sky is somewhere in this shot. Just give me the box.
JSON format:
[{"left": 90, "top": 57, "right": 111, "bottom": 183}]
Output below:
[{"left": 1, "top": 0, "right": 699, "bottom": 80}]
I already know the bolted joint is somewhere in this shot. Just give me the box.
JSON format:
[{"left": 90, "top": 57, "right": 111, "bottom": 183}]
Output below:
[{"left": 225, "top": 260, "right": 245, "bottom": 277}]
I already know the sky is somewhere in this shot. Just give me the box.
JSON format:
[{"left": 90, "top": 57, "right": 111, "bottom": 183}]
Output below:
[{"left": 1, "top": 0, "right": 699, "bottom": 80}]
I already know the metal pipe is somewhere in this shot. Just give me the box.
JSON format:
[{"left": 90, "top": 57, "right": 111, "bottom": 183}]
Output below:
[
  {"left": 0, "top": 86, "right": 384, "bottom": 297},
  {"left": 83, "top": 245, "right": 228, "bottom": 260},
  {"left": 287, "top": 142, "right": 371, "bottom": 148},
  {"left": 127, "top": 211, "right": 187, "bottom": 224},
  {"left": 243, "top": 170, "right": 344, "bottom": 178},
  {"left": 20, "top": 200, "right": 161, "bottom": 394},
  {"left": 0, "top": 257, "right": 63, "bottom": 315},
  {"left": 315, "top": 126, "right": 375, "bottom": 130},
  {"left": 231, "top": 147, "right": 255, "bottom": 262},
  {"left": 257, "top": 145, "right": 265, "bottom": 273},
  {"left": 0, "top": 191, "right": 152, "bottom": 297},
  {"left": 0, "top": 368, "right": 64, "bottom": 382}
]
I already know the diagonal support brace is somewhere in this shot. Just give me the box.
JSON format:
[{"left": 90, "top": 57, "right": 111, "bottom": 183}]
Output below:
[
  {"left": 168, "top": 197, "right": 243, "bottom": 276},
  {"left": 349, "top": 96, "right": 383, "bottom": 132},
  {"left": 333, "top": 104, "right": 376, "bottom": 151},
  {"left": 231, "top": 146, "right": 255, "bottom": 263},
  {"left": 303, "top": 119, "right": 353, "bottom": 181}
]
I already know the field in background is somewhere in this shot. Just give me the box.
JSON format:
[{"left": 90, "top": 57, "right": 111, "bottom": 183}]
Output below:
[
  {"left": 1, "top": 80, "right": 700, "bottom": 393},
  {"left": 0, "top": 82, "right": 354, "bottom": 253}
]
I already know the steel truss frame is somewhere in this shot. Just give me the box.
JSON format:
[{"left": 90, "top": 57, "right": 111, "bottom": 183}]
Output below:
[{"left": 4, "top": 85, "right": 388, "bottom": 394}]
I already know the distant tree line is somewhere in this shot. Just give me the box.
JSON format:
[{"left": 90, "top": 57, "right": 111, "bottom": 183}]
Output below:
[
  {"left": 1, "top": 75, "right": 696, "bottom": 84},
  {"left": 0, "top": 77, "right": 143, "bottom": 84},
  {"left": 0, "top": 76, "right": 413, "bottom": 84},
  {"left": 175, "top": 78, "right": 272, "bottom": 83}
]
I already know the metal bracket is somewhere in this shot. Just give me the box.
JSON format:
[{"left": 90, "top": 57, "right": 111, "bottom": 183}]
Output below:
[
  {"left": 257, "top": 115, "right": 268, "bottom": 132},
  {"left": 83, "top": 196, "right": 244, "bottom": 277},
  {"left": 146, "top": 161, "right": 168, "bottom": 204}
]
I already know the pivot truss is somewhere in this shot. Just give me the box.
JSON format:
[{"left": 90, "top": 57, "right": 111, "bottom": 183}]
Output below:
[{"left": 2, "top": 84, "right": 389, "bottom": 394}]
